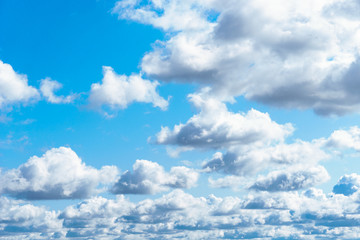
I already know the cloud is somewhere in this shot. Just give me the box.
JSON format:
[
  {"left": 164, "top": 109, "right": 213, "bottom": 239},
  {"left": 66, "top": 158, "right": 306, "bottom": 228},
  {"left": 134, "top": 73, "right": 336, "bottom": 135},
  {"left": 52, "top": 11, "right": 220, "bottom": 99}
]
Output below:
[
  {"left": 0, "top": 60, "right": 39, "bottom": 109},
  {"left": 114, "top": 0, "right": 360, "bottom": 115},
  {"left": 111, "top": 160, "right": 199, "bottom": 194},
  {"left": 40, "top": 78, "right": 77, "bottom": 104},
  {"left": 89, "top": 66, "right": 168, "bottom": 112},
  {"left": 155, "top": 91, "right": 293, "bottom": 154},
  {"left": 333, "top": 173, "right": 360, "bottom": 196},
  {"left": 203, "top": 140, "right": 328, "bottom": 176},
  {"left": 325, "top": 126, "right": 360, "bottom": 151},
  {"left": 0, "top": 147, "right": 118, "bottom": 200},
  {"left": 0, "top": 196, "right": 63, "bottom": 239},
  {"left": 250, "top": 166, "right": 330, "bottom": 192}
]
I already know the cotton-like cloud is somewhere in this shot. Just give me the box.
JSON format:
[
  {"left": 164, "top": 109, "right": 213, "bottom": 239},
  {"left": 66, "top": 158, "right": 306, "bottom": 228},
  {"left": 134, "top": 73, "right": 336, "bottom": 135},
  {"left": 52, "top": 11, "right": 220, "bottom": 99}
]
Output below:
[
  {"left": 250, "top": 166, "right": 330, "bottom": 192},
  {"left": 0, "top": 196, "right": 63, "bottom": 239},
  {"left": 111, "top": 159, "right": 199, "bottom": 194},
  {"left": 325, "top": 126, "right": 360, "bottom": 151},
  {"left": 89, "top": 66, "right": 168, "bottom": 112},
  {"left": 40, "top": 78, "right": 77, "bottom": 104},
  {"left": 0, "top": 60, "right": 39, "bottom": 109},
  {"left": 0, "top": 147, "right": 118, "bottom": 200},
  {"left": 114, "top": 0, "right": 360, "bottom": 115},
  {"left": 333, "top": 173, "right": 360, "bottom": 196},
  {"left": 203, "top": 141, "right": 328, "bottom": 176},
  {"left": 3, "top": 178, "right": 360, "bottom": 239},
  {"left": 155, "top": 91, "right": 293, "bottom": 154}
]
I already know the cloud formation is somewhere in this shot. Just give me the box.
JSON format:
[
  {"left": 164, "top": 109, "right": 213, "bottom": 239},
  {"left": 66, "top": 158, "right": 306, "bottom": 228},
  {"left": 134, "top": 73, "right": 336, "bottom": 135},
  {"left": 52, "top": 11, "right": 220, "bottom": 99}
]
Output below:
[
  {"left": 155, "top": 91, "right": 293, "bottom": 154},
  {"left": 111, "top": 160, "right": 199, "bottom": 194},
  {"left": 250, "top": 166, "right": 330, "bottom": 192},
  {"left": 89, "top": 66, "right": 168, "bottom": 112},
  {"left": 333, "top": 173, "right": 360, "bottom": 196},
  {"left": 114, "top": 0, "right": 360, "bottom": 115},
  {"left": 0, "top": 60, "right": 39, "bottom": 109},
  {"left": 0, "top": 147, "right": 118, "bottom": 200},
  {"left": 40, "top": 78, "right": 77, "bottom": 104}
]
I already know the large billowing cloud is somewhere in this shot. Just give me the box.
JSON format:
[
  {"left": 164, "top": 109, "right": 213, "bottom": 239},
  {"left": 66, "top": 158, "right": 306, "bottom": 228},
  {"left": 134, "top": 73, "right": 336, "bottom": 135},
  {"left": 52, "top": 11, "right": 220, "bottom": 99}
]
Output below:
[
  {"left": 89, "top": 66, "right": 169, "bottom": 112},
  {"left": 114, "top": 0, "right": 360, "bottom": 115},
  {"left": 111, "top": 160, "right": 199, "bottom": 194},
  {"left": 155, "top": 90, "right": 293, "bottom": 155},
  {"left": 0, "top": 60, "right": 39, "bottom": 109},
  {"left": 0, "top": 147, "right": 118, "bottom": 200}
]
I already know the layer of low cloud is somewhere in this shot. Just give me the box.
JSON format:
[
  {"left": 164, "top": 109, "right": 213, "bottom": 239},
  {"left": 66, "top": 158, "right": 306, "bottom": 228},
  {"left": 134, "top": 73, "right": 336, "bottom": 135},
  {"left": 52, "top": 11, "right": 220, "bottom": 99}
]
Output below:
[
  {"left": 3, "top": 176, "right": 360, "bottom": 239},
  {"left": 89, "top": 66, "right": 169, "bottom": 112},
  {"left": 114, "top": 0, "right": 360, "bottom": 116},
  {"left": 40, "top": 78, "right": 77, "bottom": 104},
  {"left": 111, "top": 159, "right": 199, "bottom": 194},
  {"left": 0, "top": 147, "right": 118, "bottom": 200}
]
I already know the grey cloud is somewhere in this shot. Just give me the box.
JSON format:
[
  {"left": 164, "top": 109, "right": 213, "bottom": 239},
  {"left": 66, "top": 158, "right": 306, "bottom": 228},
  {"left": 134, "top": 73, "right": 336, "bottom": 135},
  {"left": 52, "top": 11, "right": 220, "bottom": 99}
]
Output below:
[
  {"left": 111, "top": 160, "right": 199, "bottom": 194},
  {"left": 250, "top": 166, "right": 330, "bottom": 192}
]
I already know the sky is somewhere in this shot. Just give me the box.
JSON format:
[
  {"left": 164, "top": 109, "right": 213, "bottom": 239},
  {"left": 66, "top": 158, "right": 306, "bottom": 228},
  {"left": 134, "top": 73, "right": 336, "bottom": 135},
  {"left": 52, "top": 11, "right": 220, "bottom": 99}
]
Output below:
[{"left": 1, "top": 0, "right": 360, "bottom": 239}]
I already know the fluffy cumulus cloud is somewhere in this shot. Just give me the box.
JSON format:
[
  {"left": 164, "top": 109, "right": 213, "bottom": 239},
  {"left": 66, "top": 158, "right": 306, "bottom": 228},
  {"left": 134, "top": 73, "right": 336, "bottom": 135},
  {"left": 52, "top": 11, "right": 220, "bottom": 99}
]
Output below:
[
  {"left": 203, "top": 140, "right": 328, "bottom": 176},
  {"left": 114, "top": 0, "right": 360, "bottom": 115},
  {"left": 111, "top": 160, "right": 199, "bottom": 194},
  {"left": 250, "top": 166, "right": 330, "bottom": 192},
  {"left": 0, "top": 60, "right": 39, "bottom": 109},
  {"left": 89, "top": 66, "right": 168, "bottom": 112},
  {"left": 325, "top": 126, "right": 360, "bottom": 151},
  {"left": 40, "top": 78, "right": 77, "bottom": 104},
  {"left": 155, "top": 90, "right": 293, "bottom": 154},
  {"left": 0, "top": 147, "right": 118, "bottom": 200},
  {"left": 333, "top": 173, "right": 360, "bottom": 196},
  {"left": 5, "top": 177, "right": 360, "bottom": 239},
  {"left": 0, "top": 196, "right": 63, "bottom": 239}
]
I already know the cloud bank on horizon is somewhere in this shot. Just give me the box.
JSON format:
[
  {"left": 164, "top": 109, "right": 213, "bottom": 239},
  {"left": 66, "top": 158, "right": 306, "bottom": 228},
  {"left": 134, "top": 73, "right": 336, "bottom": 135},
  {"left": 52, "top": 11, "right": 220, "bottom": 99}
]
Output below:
[{"left": 1, "top": 0, "right": 360, "bottom": 239}]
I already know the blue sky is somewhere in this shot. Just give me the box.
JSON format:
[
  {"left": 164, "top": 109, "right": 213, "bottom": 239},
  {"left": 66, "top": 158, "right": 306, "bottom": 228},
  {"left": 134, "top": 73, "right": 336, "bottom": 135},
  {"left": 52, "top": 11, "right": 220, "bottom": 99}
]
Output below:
[{"left": 1, "top": 0, "right": 360, "bottom": 239}]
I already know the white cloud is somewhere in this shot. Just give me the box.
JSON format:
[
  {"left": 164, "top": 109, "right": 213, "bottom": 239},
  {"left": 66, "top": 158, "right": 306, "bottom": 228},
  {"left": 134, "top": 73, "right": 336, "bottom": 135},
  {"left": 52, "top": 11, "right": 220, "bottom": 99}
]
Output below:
[
  {"left": 333, "top": 173, "right": 360, "bottom": 196},
  {"left": 203, "top": 140, "right": 328, "bottom": 176},
  {"left": 40, "top": 78, "right": 77, "bottom": 104},
  {"left": 89, "top": 66, "right": 168, "bottom": 112},
  {"left": 114, "top": 0, "right": 360, "bottom": 115},
  {"left": 0, "top": 196, "right": 63, "bottom": 239},
  {"left": 111, "top": 160, "right": 199, "bottom": 194},
  {"left": 0, "top": 60, "right": 39, "bottom": 109},
  {"left": 155, "top": 90, "right": 293, "bottom": 154},
  {"left": 250, "top": 166, "right": 330, "bottom": 192},
  {"left": 0, "top": 147, "right": 119, "bottom": 200},
  {"left": 325, "top": 126, "right": 360, "bottom": 151}
]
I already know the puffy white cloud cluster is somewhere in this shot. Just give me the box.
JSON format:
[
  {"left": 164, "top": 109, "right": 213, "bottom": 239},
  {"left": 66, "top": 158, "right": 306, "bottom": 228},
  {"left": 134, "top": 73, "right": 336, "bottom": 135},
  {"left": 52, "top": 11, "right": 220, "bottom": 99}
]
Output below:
[
  {"left": 0, "top": 60, "right": 39, "bottom": 109},
  {"left": 4, "top": 177, "right": 360, "bottom": 239},
  {"left": 0, "top": 147, "right": 119, "bottom": 200},
  {"left": 111, "top": 159, "right": 199, "bottom": 194},
  {"left": 40, "top": 78, "right": 77, "bottom": 104},
  {"left": 156, "top": 91, "right": 293, "bottom": 154},
  {"left": 326, "top": 126, "right": 360, "bottom": 151},
  {"left": 114, "top": 0, "right": 360, "bottom": 115},
  {"left": 89, "top": 66, "right": 169, "bottom": 112}
]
